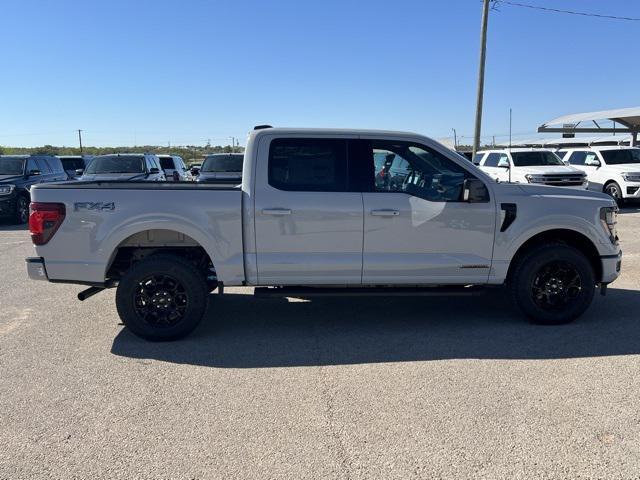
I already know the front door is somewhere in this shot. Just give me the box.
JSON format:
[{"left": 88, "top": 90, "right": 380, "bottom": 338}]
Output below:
[
  {"left": 253, "top": 136, "right": 364, "bottom": 285},
  {"left": 361, "top": 139, "right": 496, "bottom": 284}
]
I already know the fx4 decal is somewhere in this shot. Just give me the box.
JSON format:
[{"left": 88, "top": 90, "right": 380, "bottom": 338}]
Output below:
[{"left": 74, "top": 202, "right": 116, "bottom": 212}]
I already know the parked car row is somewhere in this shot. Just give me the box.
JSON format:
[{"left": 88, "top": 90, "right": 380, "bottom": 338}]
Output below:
[
  {"left": 0, "top": 152, "right": 246, "bottom": 223},
  {"left": 473, "top": 146, "right": 640, "bottom": 204}
]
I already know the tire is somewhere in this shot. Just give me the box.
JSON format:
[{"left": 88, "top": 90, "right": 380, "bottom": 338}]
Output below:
[
  {"left": 115, "top": 254, "right": 209, "bottom": 341},
  {"left": 13, "top": 195, "right": 29, "bottom": 224},
  {"left": 604, "top": 181, "right": 624, "bottom": 206},
  {"left": 510, "top": 244, "right": 595, "bottom": 325}
]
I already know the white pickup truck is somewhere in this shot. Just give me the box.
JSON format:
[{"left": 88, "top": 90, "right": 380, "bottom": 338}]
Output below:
[{"left": 26, "top": 127, "right": 622, "bottom": 341}]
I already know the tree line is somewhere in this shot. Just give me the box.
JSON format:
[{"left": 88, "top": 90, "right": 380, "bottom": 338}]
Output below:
[{"left": 0, "top": 144, "right": 244, "bottom": 164}]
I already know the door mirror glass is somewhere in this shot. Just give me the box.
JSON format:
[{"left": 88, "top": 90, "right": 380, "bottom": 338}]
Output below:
[
  {"left": 462, "top": 178, "right": 489, "bottom": 202},
  {"left": 75, "top": 169, "right": 84, "bottom": 176},
  {"left": 28, "top": 169, "right": 41, "bottom": 176},
  {"left": 148, "top": 167, "right": 160, "bottom": 174}
]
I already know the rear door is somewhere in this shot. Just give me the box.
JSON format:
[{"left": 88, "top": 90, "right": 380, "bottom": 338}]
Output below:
[
  {"left": 253, "top": 136, "right": 364, "bottom": 285},
  {"left": 480, "top": 152, "right": 510, "bottom": 182},
  {"left": 566, "top": 150, "right": 600, "bottom": 190},
  {"left": 360, "top": 139, "right": 496, "bottom": 284}
]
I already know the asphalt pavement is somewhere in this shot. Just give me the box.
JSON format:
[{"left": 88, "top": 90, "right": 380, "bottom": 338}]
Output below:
[{"left": 1, "top": 208, "right": 640, "bottom": 479}]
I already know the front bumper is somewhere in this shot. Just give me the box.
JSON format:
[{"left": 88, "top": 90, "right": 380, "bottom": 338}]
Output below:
[
  {"left": 0, "top": 194, "right": 18, "bottom": 218},
  {"left": 623, "top": 182, "right": 640, "bottom": 199},
  {"left": 26, "top": 257, "right": 48, "bottom": 281},
  {"left": 600, "top": 251, "right": 622, "bottom": 284}
]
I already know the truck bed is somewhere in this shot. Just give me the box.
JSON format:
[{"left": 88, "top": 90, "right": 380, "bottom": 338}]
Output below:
[{"left": 30, "top": 181, "right": 245, "bottom": 286}]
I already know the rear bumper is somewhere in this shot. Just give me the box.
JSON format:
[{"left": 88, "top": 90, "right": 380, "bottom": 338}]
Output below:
[
  {"left": 601, "top": 251, "right": 622, "bottom": 284},
  {"left": 26, "top": 257, "right": 48, "bottom": 281}
]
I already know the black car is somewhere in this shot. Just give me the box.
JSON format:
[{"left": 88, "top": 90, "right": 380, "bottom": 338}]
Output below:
[{"left": 0, "top": 155, "right": 68, "bottom": 223}]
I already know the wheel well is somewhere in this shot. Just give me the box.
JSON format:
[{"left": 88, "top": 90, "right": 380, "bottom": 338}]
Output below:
[
  {"left": 106, "top": 229, "right": 216, "bottom": 286},
  {"left": 507, "top": 229, "right": 602, "bottom": 282}
]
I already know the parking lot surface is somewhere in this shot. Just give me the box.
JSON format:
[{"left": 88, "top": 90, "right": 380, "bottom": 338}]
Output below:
[{"left": 1, "top": 207, "right": 640, "bottom": 479}]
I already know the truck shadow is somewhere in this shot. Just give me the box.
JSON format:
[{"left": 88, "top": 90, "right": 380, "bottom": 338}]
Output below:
[
  {"left": 0, "top": 221, "right": 28, "bottom": 231},
  {"left": 111, "top": 287, "right": 640, "bottom": 368}
]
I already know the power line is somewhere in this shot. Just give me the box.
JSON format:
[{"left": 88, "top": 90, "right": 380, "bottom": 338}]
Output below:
[{"left": 495, "top": 1, "right": 640, "bottom": 22}]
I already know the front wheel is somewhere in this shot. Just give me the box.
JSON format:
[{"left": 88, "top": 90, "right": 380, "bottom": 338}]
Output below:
[
  {"left": 510, "top": 244, "right": 595, "bottom": 325},
  {"left": 115, "top": 254, "right": 209, "bottom": 341},
  {"left": 604, "top": 181, "right": 624, "bottom": 205},
  {"left": 14, "top": 195, "right": 29, "bottom": 224}
]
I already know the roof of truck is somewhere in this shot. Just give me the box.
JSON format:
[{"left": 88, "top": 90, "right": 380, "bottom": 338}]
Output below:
[{"left": 249, "top": 127, "right": 423, "bottom": 138}]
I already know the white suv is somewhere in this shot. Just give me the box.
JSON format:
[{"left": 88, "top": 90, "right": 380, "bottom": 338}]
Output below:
[
  {"left": 558, "top": 146, "right": 640, "bottom": 203},
  {"left": 474, "top": 148, "right": 587, "bottom": 188}
]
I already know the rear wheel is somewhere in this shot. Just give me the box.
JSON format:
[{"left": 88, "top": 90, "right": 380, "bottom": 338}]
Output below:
[
  {"left": 604, "top": 181, "right": 623, "bottom": 205},
  {"left": 510, "top": 244, "right": 595, "bottom": 325},
  {"left": 115, "top": 254, "right": 208, "bottom": 341},
  {"left": 14, "top": 195, "right": 29, "bottom": 224}
]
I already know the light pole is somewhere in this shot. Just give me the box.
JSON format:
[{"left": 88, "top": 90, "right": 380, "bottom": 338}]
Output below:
[
  {"left": 472, "top": 0, "right": 491, "bottom": 158},
  {"left": 77, "top": 129, "right": 83, "bottom": 153}
]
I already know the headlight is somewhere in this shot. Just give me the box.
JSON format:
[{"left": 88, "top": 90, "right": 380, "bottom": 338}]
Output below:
[
  {"left": 525, "top": 174, "right": 545, "bottom": 184},
  {"left": 600, "top": 206, "right": 618, "bottom": 244},
  {"left": 622, "top": 172, "right": 640, "bottom": 182},
  {"left": 0, "top": 184, "right": 15, "bottom": 195}
]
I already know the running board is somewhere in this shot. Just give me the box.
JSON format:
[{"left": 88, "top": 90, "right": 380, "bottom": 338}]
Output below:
[{"left": 253, "top": 286, "right": 484, "bottom": 298}]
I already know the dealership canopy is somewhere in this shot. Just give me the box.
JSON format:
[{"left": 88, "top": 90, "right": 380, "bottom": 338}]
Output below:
[{"left": 538, "top": 106, "right": 640, "bottom": 145}]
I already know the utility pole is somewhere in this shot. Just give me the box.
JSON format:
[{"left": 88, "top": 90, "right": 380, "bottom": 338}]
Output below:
[
  {"left": 229, "top": 136, "right": 235, "bottom": 153},
  {"left": 452, "top": 128, "right": 457, "bottom": 149},
  {"left": 77, "top": 129, "right": 83, "bottom": 153},
  {"left": 472, "top": 0, "right": 491, "bottom": 158}
]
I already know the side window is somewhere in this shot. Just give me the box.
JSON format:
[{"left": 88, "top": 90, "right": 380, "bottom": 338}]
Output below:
[
  {"left": 473, "top": 153, "right": 484, "bottom": 165},
  {"left": 35, "top": 158, "right": 52, "bottom": 174},
  {"left": 46, "top": 157, "right": 64, "bottom": 173},
  {"left": 371, "top": 141, "right": 473, "bottom": 202},
  {"left": 26, "top": 158, "right": 39, "bottom": 173},
  {"left": 567, "top": 151, "right": 587, "bottom": 165},
  {"left": 483, "top": 153, "right": 501, "bottom": 167},
  {"left": 584, "top": 152, "right": 599, "bottom": 165},
  {"left": 268, "top": 138, "right": 348, "bottom": 192}
]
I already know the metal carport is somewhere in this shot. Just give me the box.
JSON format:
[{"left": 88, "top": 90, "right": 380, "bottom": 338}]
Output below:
[{"left": 538, "top": 106, "right": 640, "bottom": 146}]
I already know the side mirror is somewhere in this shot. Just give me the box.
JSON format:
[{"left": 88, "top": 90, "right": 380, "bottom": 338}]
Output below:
[
  {"left": 497, "top": 159, "right": 510, "bottom": 169},
  {"left": 75, "top": 169, "right": 84, "bottom": 176},
  {"left": 462, "top": 178, "right": 489, "bottom": 202},
  {"left": 149, "top": 167, "right": 160, "bottom": 174},
  {"left": 585, "top": 158, "right": 601, "bottom": 167},
  {"left": 27, "top": 169, "right": 41, "bottom": 176}
]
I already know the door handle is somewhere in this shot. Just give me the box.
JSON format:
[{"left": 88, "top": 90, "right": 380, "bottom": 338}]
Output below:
[
  {"left": 370, "top": 209, "right": 400, "bottom": 216},
  {"left": 262, "top": 208, "right": 292, "bottom": 216}
]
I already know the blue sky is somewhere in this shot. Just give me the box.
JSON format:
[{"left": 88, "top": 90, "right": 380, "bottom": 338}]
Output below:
[{"left": 2, "top": 0, "right": 639, "bottom": 147}]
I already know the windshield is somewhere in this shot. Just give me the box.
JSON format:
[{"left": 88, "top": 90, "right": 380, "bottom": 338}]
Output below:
[
  {"left": 0, "top": 157, "right": 25, "bottom": 175},
  {"left": 511, "top": 151, "right": 564, "bottom": 167},
  {"left": 84, "top": 155, "right": 145, "bottom": 174},
  {"left": 201, "top": 154, "right": 243, "bottom": 172},
  {"left": 601, "top": 149, "right": 640, "bottom": 165}
]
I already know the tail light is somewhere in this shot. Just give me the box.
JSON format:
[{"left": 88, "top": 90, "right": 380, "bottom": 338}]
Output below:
[{"left": 29, "top": 202, "right": 66, "bottom": 245}]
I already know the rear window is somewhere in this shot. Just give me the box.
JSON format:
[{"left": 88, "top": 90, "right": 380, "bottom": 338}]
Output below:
[
  {"left": 201, "top": 154, "right": 244, "bottom": 173},
  {"left": 268, "top": 138, "right": 348, "bottom": 191},
  {"left": 511, "top": 151, "right": 564, "bottom": 167},
  {"left": 60, "top": 158, "right": 86, "bottom": 171},
  {"left": 601, "top": 148, "right": 640, "bottom": 165},
  {"left": 85, "top": 155, "right": 145, "bottom": 174}
]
